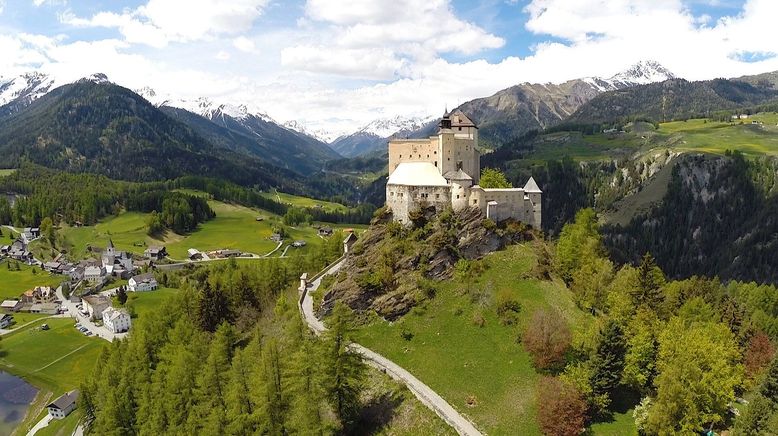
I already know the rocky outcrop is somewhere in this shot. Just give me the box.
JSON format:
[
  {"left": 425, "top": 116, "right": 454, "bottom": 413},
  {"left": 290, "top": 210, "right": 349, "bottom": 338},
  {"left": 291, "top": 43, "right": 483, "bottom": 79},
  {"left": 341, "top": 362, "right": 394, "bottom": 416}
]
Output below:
[{"left": 319, "top": 207, "right": 535, "bottom": 320}]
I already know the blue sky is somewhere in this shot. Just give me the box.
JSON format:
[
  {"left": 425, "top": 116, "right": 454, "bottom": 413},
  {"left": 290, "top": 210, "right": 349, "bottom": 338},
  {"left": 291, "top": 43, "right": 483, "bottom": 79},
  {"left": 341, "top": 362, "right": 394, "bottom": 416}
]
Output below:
[{"left": 0, "top": 0, "right": 776, "bottom": 135}]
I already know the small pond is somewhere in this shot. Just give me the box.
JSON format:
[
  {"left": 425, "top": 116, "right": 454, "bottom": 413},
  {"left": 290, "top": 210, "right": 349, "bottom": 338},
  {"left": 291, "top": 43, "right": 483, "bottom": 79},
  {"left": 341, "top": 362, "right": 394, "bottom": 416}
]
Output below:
[{"left": 0, "top": 371, "right": 38, "bottom": 435}]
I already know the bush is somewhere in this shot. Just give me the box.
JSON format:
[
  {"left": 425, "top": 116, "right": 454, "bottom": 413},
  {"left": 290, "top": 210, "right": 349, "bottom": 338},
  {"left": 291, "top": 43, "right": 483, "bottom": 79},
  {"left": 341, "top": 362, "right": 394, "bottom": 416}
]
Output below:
[
  {"left": 536, "top": 377, "right": 587, "bottom": 436},
  {"left": 481, "top": 218, "right": 497, "bottom": 231},
  {"left": 522, "top": 308, "right": 571, "bottom": 370},
  {"left": 495, "top": 289, "right": 521, "bottom": 325},
  {"left": 400, "top": 328, "right": 414, "bottom": 341},
  {"left": 417, "top": 277, "right": 437, "bottom": 299}
]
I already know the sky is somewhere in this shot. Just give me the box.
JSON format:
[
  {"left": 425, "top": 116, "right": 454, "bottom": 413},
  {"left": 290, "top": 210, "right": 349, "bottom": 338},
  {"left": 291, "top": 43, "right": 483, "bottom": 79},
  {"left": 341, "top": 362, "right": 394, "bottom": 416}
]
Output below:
[{"left": 1, "top": 0, "right": 777, "bottom": 136}]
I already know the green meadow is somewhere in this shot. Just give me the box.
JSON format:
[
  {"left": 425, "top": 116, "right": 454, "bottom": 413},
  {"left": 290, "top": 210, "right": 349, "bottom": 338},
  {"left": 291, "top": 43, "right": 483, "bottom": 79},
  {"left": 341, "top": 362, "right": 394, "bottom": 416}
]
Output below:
[
  {"left": 0, "top": 317, "right": 105, "bottom": 436},
  {"left": 0, "top": 259, "right": 65, "bottom": 301},
  {"left": 261, "top": 190, "right": 349, "bottom": 213},
  {"left": 56, "top": 195, "right": 360, "bottom": 261},
  {"left": 344, "top": 243, "right": 634, "bottom": 435}
]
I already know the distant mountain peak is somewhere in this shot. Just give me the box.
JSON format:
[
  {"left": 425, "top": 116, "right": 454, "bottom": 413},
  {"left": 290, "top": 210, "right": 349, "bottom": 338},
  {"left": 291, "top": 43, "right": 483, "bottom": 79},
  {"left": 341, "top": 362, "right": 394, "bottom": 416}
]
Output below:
[
  {"left": 608, "top": 60, "right": 675, "bottom": 85},
  {"left": 79, "top": 73, "right": 111, "bottom": 84},
  {"left": 282, "top": 120, "right": 336, "bottom": 143},
  {"left": 357, "top": 114, "right": 436, "bottom": 138}
]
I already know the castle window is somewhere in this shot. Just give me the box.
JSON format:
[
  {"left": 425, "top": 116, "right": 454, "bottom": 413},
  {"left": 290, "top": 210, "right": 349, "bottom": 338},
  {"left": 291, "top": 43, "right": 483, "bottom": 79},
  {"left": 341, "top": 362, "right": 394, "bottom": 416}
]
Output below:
[
  {"left": 434, "top": 151, "right": 437, "bottom": 154},
  {"left": 473, "top": 199, "right": 477, "bottom": 204},
  {"left": 434, "top": 161, "right": 438, "bottom": 167},
  {"left": 399, "top": 155, "right": 402, "bottom": 158},
  {"left": 458, "top": 127, "right": 462, "bottom": 131},
  {"left": 436, "top": 194, "right": 440, "bottom": 199},
  {"left": 456, "top": 195, "right": 460, "bottom": 199}
]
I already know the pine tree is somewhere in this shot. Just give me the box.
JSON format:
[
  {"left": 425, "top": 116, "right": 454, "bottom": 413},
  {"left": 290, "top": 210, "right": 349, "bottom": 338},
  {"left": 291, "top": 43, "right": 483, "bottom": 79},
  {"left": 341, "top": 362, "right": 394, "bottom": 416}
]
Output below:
[
  {"left": 323, "top": 302, "right": 366, "bottom": 429},
  {"left": 117, "top": 286, "right": 128, "bottom": 305},
  {"left": 590, "top": 320, "right": 626, "bottom": 411},
  {"left": 261, "top": 339, "right": 287, "bottom": 435},
  {"left": 197, "top": 282, "right": 231, "bottom": 332},
  {"left": 633, "top": 253, "right": 665, "bottom": 312}
]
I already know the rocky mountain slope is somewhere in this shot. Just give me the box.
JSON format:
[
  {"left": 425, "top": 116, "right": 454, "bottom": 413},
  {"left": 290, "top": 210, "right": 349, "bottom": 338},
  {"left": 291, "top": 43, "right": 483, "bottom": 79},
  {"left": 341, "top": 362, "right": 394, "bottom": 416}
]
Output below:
[
  {"left": 450, "top": 60, "right": 676, "bottom": 147},
  {"left": 319, "top": 206, "right": 535, "bottom": 320}
]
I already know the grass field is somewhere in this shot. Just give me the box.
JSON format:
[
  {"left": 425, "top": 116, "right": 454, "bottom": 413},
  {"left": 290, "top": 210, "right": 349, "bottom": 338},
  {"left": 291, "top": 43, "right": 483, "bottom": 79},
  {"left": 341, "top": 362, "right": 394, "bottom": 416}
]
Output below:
[
  {"left": 528, "top": 113, "right": 778, "bottom": 163},
  {"left": 347, "top": 243, "right": 607, "bottom": 435},
  {"left": 0, "top": 317, "right": 105, "bottom": 435},
  {"left": 0, "top": 259, "right": 66, "bottom": 301},
  {"left": 124, "top": 287, "right": 179, "bottom": 319},
  {"left": 57, "top": 196, "right": 358, "bottom": 261},
  {"left": 0, "top": 169, "right": 16, "bottom": 177},
  {"left": 261, "top": 189, "right": 348, "bottom": 213}
]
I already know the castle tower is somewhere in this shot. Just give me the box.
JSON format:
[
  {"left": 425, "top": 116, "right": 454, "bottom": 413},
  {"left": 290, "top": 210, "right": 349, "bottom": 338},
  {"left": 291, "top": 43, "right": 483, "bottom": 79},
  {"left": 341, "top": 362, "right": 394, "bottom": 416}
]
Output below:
[{"left": 523, "top": 177, "right": 542, "bottom": 229}]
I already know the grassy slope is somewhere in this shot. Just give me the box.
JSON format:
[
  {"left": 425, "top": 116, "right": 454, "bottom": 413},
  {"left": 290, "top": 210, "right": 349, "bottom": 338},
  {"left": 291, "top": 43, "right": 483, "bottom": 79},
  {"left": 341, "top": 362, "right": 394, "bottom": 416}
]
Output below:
[
  {"left": 0, "top": 317, "right": 104, "bottom": 436},
  {"left": 0, "top": 259, "right": 66, "bottom": 301},
  {"left": 348, "top": 243, "right": 609, "bottom": 435},
  {"left": 57, "top": 197, "right": 359, "bottom": 261},
  {"left": 261, "top": 190, "right": 349, "bottom": 213}
]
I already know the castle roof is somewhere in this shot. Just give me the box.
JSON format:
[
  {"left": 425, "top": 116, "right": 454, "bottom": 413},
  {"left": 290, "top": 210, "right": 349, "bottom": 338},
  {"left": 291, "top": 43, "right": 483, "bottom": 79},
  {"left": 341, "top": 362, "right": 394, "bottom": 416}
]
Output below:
[
  {"left": 388, "top": 162, "right": 448, "bottom": 187},
  {"left": 523, "top": 177, "right": 542, "bottom": 193},
  {"left": 449, "top": 110, "right": 477, "bottom": 128},
  {"left": 443, "top": 169, "right": 473, "bottom": 181}
]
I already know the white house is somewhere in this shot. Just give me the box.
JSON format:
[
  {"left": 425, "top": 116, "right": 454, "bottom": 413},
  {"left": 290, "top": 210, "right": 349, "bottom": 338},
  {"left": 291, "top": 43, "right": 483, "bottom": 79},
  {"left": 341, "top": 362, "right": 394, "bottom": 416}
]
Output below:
[
  {"left": 102, "top": 307, "right": 131, "bottom": 333},
  {"left": 83, "top": 265, "right": 106, "bottom": 284},
  {"left": 128, "top": 272, "right": 158, "bottom": 292},
  {"left": 101, "top": 239, "right": 134, "bottom": 276},
  {"left": 47, "top": 390, "right": 79, "bottom": 419},
  {"left": 0, "top": 314, "right": 13, "bottom": 328}
]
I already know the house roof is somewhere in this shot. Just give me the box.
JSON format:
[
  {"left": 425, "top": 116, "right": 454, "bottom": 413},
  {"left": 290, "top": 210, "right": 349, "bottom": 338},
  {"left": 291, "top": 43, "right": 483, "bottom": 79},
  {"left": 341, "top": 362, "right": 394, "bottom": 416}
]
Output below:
[
  {"left": 388, "top": 162, "right": 448, "bottom": 187},
  {"left": 131, "top": 272, "right": 156, "bottom": 283},
  {"left": 48, "top": 390, "right": 79, "bottom": 410},
  {"left": 103, "top": 307, "right": 129, "bottom": 321},
  {"left": 1, "top": 299, "right": 20, "bottom": 308},
  {"left": 343, "top": 232, "right": 358, "bottom": 244},
  {"left": 106, "top": 239, "right": 114, "bottom": 249},
  {"left": 82, "top": 295, "right": 110, "bottom": 306},
  {"left": 523, "top": 177, "right": 542, "bottom": 193},
  {"left": 443, "top": 169, "right": 473, "bottom": 181}
]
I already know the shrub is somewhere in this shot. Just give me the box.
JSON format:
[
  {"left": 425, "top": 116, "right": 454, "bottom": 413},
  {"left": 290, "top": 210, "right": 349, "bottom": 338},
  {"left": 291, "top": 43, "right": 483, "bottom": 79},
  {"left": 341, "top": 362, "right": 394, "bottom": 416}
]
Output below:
[
  {"left": 481, "top": 218, "right": 497, "bottom": 231},
  {"left": 522, "top": 308, "right": 571, "bottom": 370},
  {"left": 400, "top": 328, "right": 414, "bottom": 341},
  {"left": 745, "top": 331, "right": 775, "bottom": 381},
  {"left": 495, "top": 289, "right": 521, "bottom": 325},
  {"left": 536, "top": 377, "right": 587, "bottom": 436},
  {"left": 417, "top": 277, "right": 437, "bottom": 299}
]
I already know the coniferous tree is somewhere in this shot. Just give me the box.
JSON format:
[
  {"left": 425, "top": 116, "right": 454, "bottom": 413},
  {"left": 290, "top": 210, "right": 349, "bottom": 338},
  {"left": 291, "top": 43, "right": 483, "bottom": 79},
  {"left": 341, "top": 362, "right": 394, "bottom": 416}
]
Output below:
[
  {"left": 632, "top": 253, "right": 665, "bottom": 312},
  {"left": 590, "top": 320, "right": 626, "bottom": 412},
  {"left": 197, "top": 283, "right": 231, "bottom": 333},
  {"left": 323, "top": 302, "right": 366, "bottom": 429}
]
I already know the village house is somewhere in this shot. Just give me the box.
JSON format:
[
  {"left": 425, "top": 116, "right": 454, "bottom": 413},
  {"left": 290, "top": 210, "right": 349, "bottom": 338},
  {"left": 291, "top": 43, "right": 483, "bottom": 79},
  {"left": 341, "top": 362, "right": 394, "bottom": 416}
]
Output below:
[
  {"left": 343, "top": 232, "right": 358, "bottom": 254},
  {"left": 144, "top": 246, "right": 167, "bottom": 261},
  {"left": 47, "top": 390, "right": 79, "bottom": 419},
  {"left": 29, "top": 302, "right": 59, "bottom": 315},
  {"left": 22, "top": 227, "right": 40, "bottom": 241},
  {"left": 1, "top": 299, "right": 22, "bottom": 312},
  {"left": 101, "top": 239, "right": 134, "bottom": 277},
  {"left": 43, "top": 261, "right": 62, "bottom": 273},
  {"left": 318, "top": 227, "right": 333, "bottom": 237},
  {"left": 82, "top": 295, "right": 111, "bottom": 321},
  {"left": 386, "top": 110, "right": 541, "bottom": 226},
  {"left": 128, "top": 272, "right": 158, "bottom": 292},
  {"left": 83, "top": 265, "right": 106, "bottom": 284},
  {"left": 187, "top": 248, "right": 203, "bottom": 260},
  {"left": 8, "top": 239, "right": 33, "bottom": 262},
  {"left": 102, "top": 307, "right": 131, "bottom": 333},
  {"left": 0, "top": 313, "right": 13, "bottom": 328},
  {"left": 21, "top": 286, "right": 54, "bottom": 304}
]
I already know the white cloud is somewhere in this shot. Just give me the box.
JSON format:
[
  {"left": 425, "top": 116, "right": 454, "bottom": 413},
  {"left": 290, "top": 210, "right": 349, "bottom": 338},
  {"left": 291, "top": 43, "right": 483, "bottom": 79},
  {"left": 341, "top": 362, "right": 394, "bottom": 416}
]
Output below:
[
  {"left": 61, "top": 0, "right": 270, "bottom": 47},
  {"left": 215, "top": 50, "right": 230, "bottom": 61},
  {"left": 232, "top": 36, "right": 255, "bottom": 52},
  {"left": 280, "top": 0, "right": 504, "bottom": 80},
  {"left": 0, "top": 0, "right": 5, "bottom": 14}
]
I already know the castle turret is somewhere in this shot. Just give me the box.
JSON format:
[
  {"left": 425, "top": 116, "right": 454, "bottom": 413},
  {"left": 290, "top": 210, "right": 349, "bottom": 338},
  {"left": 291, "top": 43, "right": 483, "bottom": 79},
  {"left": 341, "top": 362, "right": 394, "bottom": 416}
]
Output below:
[{"left": 523, "top": 177, "right": 542, "bottom": 229}]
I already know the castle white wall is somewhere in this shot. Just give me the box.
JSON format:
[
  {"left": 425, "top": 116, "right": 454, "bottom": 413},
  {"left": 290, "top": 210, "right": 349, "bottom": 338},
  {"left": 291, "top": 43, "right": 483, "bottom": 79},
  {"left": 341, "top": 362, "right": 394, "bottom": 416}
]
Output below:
[
  {"left": 386, "top": 184, "right": 451, "bottom": 223},
  {"left": 388, "top": 139, "right": 438, "bottom": 174}
]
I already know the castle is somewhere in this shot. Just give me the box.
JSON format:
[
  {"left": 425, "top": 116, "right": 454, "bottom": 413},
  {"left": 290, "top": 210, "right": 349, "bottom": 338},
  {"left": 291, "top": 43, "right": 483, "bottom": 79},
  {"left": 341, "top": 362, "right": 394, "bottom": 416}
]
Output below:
[{"left": 386, "top": 110, "right": 542, "bottom": 227}]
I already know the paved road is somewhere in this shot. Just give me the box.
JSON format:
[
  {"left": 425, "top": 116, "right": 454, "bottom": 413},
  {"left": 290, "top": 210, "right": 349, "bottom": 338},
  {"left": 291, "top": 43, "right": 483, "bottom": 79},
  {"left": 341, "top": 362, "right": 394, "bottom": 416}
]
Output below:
[
  {"left": 26, "top": 414, "right": 52, "bottom": 436},
  {"left": 299, "top": 260, "right": 483, "bottom": 436},
  {"left": 56, "top": 286, "right": 125, "bottom": 343}
]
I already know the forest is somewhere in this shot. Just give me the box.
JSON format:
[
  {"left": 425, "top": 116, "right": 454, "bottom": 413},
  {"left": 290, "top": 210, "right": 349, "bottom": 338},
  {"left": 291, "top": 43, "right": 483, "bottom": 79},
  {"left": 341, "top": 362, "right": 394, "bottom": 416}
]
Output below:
[
  {"left": 540, "top": 208, "right": 778, "bottom": 434},
  {"left": 0, "top": 164, "right": 376, "bottom": 229},
  {"left": 79, "top": 236, "right": 376, "bottom": 434}
]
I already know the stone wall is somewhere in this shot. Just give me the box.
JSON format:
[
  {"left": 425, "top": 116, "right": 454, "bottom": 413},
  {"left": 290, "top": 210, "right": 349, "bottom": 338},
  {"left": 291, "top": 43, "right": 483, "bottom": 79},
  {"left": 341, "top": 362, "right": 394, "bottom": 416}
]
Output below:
[
  {"left": 386, "top": 184, "right": 451, "bottom": 223},
  {"left": 388, "top": 139, "right": 437, "bottom": 174}
]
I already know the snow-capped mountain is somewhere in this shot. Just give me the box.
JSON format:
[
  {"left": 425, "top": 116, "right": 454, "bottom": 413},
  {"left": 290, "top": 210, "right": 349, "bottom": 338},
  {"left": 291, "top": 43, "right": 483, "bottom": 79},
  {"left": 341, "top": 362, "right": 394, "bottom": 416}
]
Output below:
[
  {"left": 281, "top": 120, "right": 338, "bottom": 144},
  {"left": 330, "top": 115, "right": 437, "bottom": 158},
  {"left": 583, "top": 60, "right": 676, "bottom": 91},
  {"left": 134, "top": 87, "right": 276, "bottom": 124},
  {"left": 0, "top": 72, "right": 57, "bottom": 112}
]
